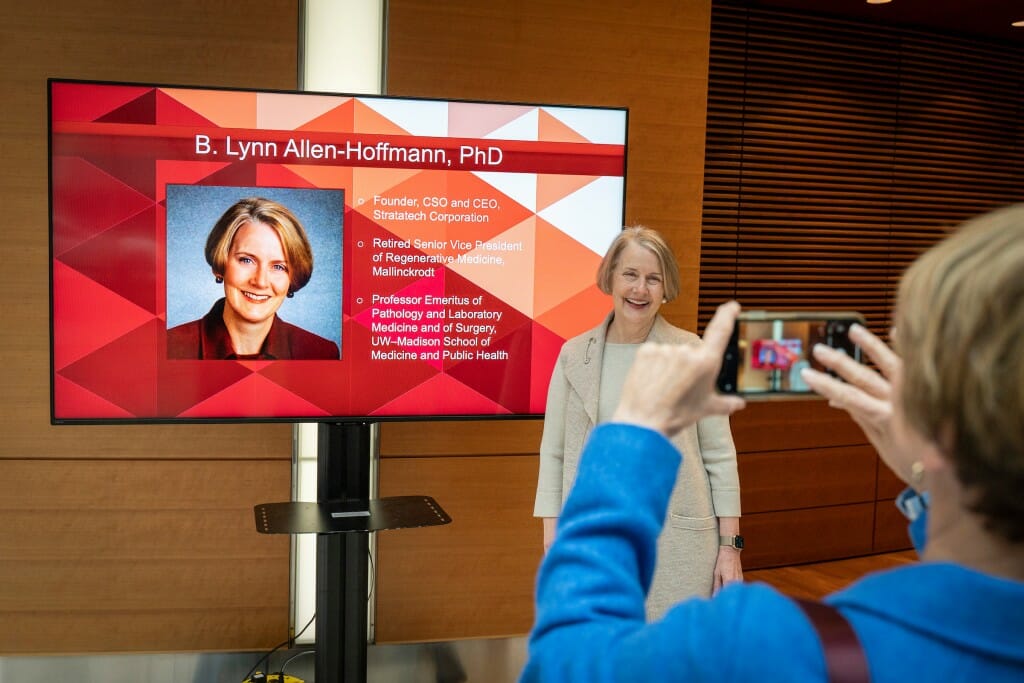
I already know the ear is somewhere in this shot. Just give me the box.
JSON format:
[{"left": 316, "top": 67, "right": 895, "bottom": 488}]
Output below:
[
  {"left": 920, "top": 440, "right": 948, "bottom": 472},
  {"left": 920, "top": 423, "right": 956, "bottom": 483}
]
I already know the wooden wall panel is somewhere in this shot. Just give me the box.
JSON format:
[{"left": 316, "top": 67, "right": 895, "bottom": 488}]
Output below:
[
  {"left": 2, "top": 0, "right": 299, "bottom": 655},
  {"left": 3, "top": 0, "right": 299, "bottom": 460},
  {"left": 696, "top": 0, "right": 1013, "bottom": 568},
  {"left": 741, "top": 503, "right": 876, "bottom": 569},
  {"left": 874, "top": 500, "right": 914, "bottom": 553},
  {"left": 375, "top": 455, "right": 541, "bottom": 642},
  {"left": 876, "top": 461, "right": 907, "bottom": 499},
  {"left": 738, "top": 445, "right": 876, "bottom": 513},
  {"left": 380, "top": 419, "right": 543, "bottom": 457},
  {"left": 874, "top": 442, "right": 911, "bottom": 554},
  {"left": 699, "top": 2, "right": 1024, "bottom": 335},
  {"left": 729, "top": 400, "right": 866, "bottom": 452},
  {"left": 0, "top": 460, "right": 291, "bottom": 653}
]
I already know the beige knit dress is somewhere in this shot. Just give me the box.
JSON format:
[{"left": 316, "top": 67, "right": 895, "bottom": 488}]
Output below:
[{"left": 534, "top": 313, "right": 741, "bottom": 619}]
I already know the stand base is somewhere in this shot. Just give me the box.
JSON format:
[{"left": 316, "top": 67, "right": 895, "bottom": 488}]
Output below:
[{"left": 255, "top": 496, "right": 450, "bottom": 534}]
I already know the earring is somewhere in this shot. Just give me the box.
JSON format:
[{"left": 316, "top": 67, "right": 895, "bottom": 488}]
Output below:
[
  {"left": 287, "top": 291, "right": 294, "bottom": 298},
  {"left": 910, "top": 461, "right": 925, "bottom": 488},
  {"left": 215, "top": 276, "right": 223, "bottom": 284}
]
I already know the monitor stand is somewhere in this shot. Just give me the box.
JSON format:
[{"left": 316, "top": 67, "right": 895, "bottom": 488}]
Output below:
[{"left": 254, "top": 421, "right": 450, "bottom": 683}]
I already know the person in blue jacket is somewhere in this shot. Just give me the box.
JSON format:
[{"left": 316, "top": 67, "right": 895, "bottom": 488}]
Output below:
[{"left": 521, "top": 204, "right": 1024, "bottom": 682}]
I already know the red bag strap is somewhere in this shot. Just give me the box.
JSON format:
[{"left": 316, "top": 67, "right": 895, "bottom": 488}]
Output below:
[{"left": 795, "top": 598, "right": 871, "bottom": 683}]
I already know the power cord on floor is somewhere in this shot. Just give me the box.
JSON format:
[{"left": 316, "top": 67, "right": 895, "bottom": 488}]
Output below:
[
  {"left": 367, "top": 545, "right": 375, "bottom": 602},
  {"left": 245, "top": 545, "right": 376, "bottom": 683},
  {"left": 280, "top": 649, "right": 316, "bottom": 678},
  {"left": 242, "top": 612, "right": 315, "bottom": 683}
]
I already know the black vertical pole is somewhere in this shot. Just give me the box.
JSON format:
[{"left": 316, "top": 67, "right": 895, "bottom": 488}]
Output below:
[{"left": 315, "top": 421, "right": 372, "bottom": 683}]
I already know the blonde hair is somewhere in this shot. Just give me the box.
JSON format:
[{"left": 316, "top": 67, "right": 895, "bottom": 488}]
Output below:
[
  {"left": 596, "top": 226, "right": 682, "bottom": 302},
  {"left": 205, "top": 197, "right": 314, "bottom": 293},
  {"left": 896, "top": 203, "right": 1024, "bottom": 542}
]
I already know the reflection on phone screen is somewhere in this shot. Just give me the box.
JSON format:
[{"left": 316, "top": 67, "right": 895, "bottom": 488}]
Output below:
[
  {"left": 736, "top": 320, "right": 853, "bottom": 394},
  {"left": 750, "top": 338, "right": 802, "bottom": 370}
]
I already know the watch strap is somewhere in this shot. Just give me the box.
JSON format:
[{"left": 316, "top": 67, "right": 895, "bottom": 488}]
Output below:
[{"left": 719, "top": 534, "right": 744, "bottom": 549}]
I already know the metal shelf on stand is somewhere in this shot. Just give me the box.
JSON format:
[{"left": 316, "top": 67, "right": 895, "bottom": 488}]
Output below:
[
  {"left": 255, "top": 496, "right": 450, "bottom": 535},
  {"left": 254, "top": 422, "right": 450, "bottom": 683}
]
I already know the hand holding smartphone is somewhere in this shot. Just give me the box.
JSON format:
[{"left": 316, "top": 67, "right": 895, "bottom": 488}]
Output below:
[{"left": 716, "top": 311, "right": 866, "bottom": 398}]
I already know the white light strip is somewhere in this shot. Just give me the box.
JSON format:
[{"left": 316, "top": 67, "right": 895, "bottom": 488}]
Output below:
[
  {"left": 302, "top": 0, "right": 385, "bottom": 94},
  {"left": 293, "top": 0, "right": 386, "bottom": 646}
]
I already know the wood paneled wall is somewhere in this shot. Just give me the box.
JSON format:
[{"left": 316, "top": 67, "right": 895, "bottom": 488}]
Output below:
[
  {"left": 4, "top": 0, "right": 964, "bottom": 655},
  {"left": 1, "top": 0, "right": 299, "bottom": 655},
  {"left": 377, "top": 0, "right": 921, "bottom": 644},
  {"left": 699, "top": 1, "right": 1024, "bottom": 333},
  {"left": 730, "top": 402, "right": 894, "bottom": 570},
  {"left": 694, "top": 1, "right": 1024, "bottom": 576},
  {"left": 377, "top": 0, "right": 716, "bottom": 643}
]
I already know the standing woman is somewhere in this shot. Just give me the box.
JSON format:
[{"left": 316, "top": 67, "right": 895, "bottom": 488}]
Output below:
[{"left": 533, "top": 226, "right": 742, "bottom": 616}]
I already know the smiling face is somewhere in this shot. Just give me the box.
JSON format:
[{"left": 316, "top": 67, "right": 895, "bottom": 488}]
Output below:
[
  {"left": 611, "top": 241, "right": 665, "bottom": 334},
  {"left": 218, "top": 220, "right": 291, "bottom": 327}
]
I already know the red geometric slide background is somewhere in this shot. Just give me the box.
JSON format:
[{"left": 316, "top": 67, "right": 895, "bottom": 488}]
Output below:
[{"left": 49, "top": 81, "right": 627, "bottom": 422}]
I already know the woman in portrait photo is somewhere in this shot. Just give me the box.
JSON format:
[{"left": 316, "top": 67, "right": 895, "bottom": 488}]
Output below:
[
  {"left": 533, "top": 225, "right": 742, "bottom": 618},
  {"left": 167, "top": 196, "right": 340, "bottom": 360}
]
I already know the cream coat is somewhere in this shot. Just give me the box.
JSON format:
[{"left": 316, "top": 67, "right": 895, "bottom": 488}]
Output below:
[{"left": 534, "top": 313, "right": 740, "bottom": 618}]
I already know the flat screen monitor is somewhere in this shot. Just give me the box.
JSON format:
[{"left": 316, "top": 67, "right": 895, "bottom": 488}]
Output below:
[{"left": 49, "top": 79, "right": 628, "bottom": 423}]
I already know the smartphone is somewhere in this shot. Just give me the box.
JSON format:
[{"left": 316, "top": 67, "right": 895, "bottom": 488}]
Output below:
[{"left": 716, "top": 311, "right": 866, "bottom": 398}]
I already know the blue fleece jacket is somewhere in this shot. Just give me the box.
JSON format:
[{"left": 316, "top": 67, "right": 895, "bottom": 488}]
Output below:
[{"left": 521, "top": 423, "right": 1024, "bottom": 682}]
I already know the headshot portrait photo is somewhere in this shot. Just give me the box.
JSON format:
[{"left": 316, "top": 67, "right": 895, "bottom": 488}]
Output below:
[{"left": 165, "top": 184, "right": 344, "bottom": 360}]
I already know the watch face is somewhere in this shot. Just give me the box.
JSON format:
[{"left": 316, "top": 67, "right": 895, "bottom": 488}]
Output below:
[{"left": 734, "top": 535, "right": 745, "bottom": 550}]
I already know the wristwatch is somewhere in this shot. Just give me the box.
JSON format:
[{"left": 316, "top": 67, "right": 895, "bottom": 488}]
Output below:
[{"left": 719, "top": 534, "right": 744, "bottom": 551}]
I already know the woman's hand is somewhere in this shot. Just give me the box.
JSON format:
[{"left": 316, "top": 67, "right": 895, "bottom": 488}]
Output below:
[
  {"left": 613, "top": 302, "right": 746, "bottom": 437},
  {"left": 542, "top": 517, "right": 558, "bottom": 554},
  {"left": 712, "top": 547, "right": 743, "bottom": 595},
  {"left": 800, "top": 324, "right": 917, "bottom": 485}
]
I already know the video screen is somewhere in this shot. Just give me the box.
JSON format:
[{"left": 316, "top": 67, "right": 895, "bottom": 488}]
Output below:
[
  {"left": 749, "top": 338, "right": 803, "bottom": 371},
  {"left": 49, "top": 80, "right": 627, "bottom": 422},
  {"left": 736, "top": 321, "right": 829, "bottom": 394}
]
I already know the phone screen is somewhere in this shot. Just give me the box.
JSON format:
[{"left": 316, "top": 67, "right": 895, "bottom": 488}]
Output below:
[{"left": 717, "top": 315, "right": 862, "bottom": 396}]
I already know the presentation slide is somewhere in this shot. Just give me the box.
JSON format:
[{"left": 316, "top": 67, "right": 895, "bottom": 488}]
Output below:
[{"left": 49, "top": 80, "right": 627, "bottom": 422}]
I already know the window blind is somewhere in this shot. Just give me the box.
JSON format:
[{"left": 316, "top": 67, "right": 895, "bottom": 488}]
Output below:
[{"left": 699, "top": 2, "right": 1024, "bottom": 334}]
